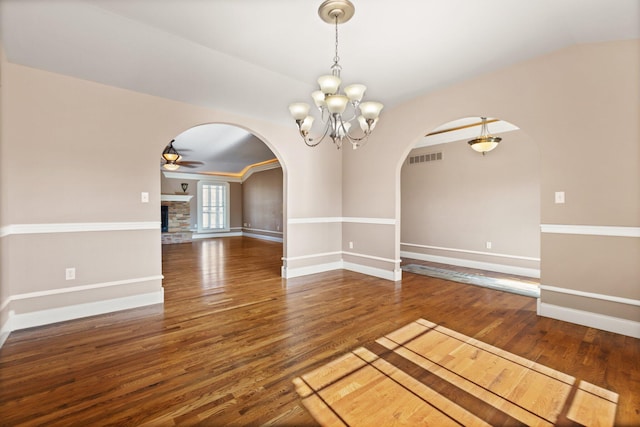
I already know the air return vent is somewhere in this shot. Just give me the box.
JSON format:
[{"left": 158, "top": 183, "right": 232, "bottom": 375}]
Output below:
[{"left": 408, "top": 151, "right": 442, "bottom": 165}]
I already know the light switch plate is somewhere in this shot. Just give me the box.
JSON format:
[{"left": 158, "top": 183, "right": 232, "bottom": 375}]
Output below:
[{"left": 141, "top": 192, "right": 149, "bottom": 203}]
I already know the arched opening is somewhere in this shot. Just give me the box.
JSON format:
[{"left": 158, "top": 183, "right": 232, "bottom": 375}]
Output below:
[
  {"left": 159, "top": 123, "right": 285, "bottom": 276},
  {"left": 399, "top": 117, "right": 540, "bottom": 294}
]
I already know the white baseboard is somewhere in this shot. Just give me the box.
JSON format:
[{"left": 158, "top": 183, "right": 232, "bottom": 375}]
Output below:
[
  {"left": 9, "top": 290, "right": 164, "bottom": 333},
  {"left": 343, "top": 261, "right": 402, "bottom": 281},
  {"left": 0, "top": 316, "right": 11, "bottom": 348},
  {"left": 537, "top": 300, "right": 640, "bottom": 339},
  {"left": 401, "top": 250, "right": 540, "bottom": 279},
  {"left": 243, "top": 232, "right": 283, "bottom": 243},
  {"left": 282, "top": 259, "right": 401, "bottom": 282},
  {"left": 282, "top": 261, "right": 343, "bottom": 279},
  {"left": 192, "top": 231, "right": 243, "bottom": 239}
]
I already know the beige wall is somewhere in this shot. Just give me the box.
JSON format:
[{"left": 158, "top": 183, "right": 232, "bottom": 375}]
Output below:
[
  {"left": 0, "top": 59, "right": 341, "bottom": 335},
  {"left": 0, "top": 45, "right": 7, "bottom": 341},
  {"left": 401, "top": 130, "right": 540, "bottom": 275},
  {"left": 343, "top": 40, "right": 639, "bottom": 335},
  {"left": 1, "top": 39, "right": 637, "bottom": 340},
  {"left": 243, "top": 167, "right": 283, "bottom": 238}
]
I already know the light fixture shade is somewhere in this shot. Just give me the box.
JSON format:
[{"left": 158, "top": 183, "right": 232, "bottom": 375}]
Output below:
[
  {"left": 163, "top": 162, "right": 180, "bottom": 171},
  {"left": 301, "top": 116, "right": 314, "bottom": 132},
  {"left": 468, "top": 117, "right": 501, "bottom": 154},
  {"left": 163, "top": 152, "right": 179, "bottom": 162},
  {"left": 289, "top": 102, "right": 311, "bottom": 120},
  {"left": 318, "top": 75, "right": 341, "bottom": 95},
  {"left": 344, "top": 84, "right": 366, "bottom": 102},
  {"left": 469, "top": 137, "right": 500, "bottom": 153},
  {"left": 311, "top": 90, "right": 326, "bottom": 108},
  {"left": 325, "top": 94, "right": 349, "bottom": 114},
  {"left": 162, "top": 140, "right": 180, "bottom": 162},
  {"left": 359, "top": 101, "right": 384, "bottom": 120},
  {"left": 358, "top": 115, "right": 377, "bottom": 132}
]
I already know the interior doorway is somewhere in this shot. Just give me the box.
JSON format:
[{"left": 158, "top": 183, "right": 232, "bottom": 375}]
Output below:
[
  {"left": 159, "top": 123, "right": 285, "bottom": 274},
  {"left": 399, "top": 117, "right": 541, "bottom": 294}
]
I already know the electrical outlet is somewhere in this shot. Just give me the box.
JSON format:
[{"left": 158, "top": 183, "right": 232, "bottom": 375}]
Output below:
[
  {"left": 555, "top": 191, "right": 565, "bottom": 204},
  {"left": 65, "top": 267, "right": 76, "bottom": 280},
  {"left": 141, "top": 192, "right": 149, "bottom": 203},
  {"left": 349, "top": 241, "right": 354, "bottom": 249},
  {"left": 485, "top": 242, "right": 492, "bottom": 249}
]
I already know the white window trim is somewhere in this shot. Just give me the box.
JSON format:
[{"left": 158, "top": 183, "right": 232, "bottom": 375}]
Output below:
[{"left": 197, "top": 181, "right": 230, "bottom": 233}]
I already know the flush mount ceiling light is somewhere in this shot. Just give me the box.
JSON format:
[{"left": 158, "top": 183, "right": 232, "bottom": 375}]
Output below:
[
  {"left": 289, "top": 0, "right": 384, "bottom": 150},
  {"left": 468, "top": 117, "right": 502, "bottom": 155}
]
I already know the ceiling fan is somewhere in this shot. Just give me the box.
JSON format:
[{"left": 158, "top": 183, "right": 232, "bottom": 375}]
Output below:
[{"left": 161, "top": 139, "right": 203, "bottom": 170}]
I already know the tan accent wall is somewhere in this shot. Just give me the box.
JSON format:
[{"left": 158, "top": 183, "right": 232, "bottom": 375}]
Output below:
[
  {"left": 242, "top": 168, "right": 283, "bottom": 235},
  {"left": 229, "top": 182, "right": 243, "bottom": 230},
  {"left": 401, "top": 130, "right": 540, "bottom": 271},
  {"left": 342, "top": 40, "right": 639, "bottom": 329}
]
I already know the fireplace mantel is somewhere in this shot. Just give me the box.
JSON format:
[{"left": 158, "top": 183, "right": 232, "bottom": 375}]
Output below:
[{"left": 161, "top": 194, "right": 193, "bottom": 202}]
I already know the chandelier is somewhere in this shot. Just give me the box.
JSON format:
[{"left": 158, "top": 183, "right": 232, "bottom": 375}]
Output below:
[
  {"left": 289, "top": 0, "right": 383, "bottom": 150},
  {"left": 468, "top": 117, "right": 502, "bottom": 155}
]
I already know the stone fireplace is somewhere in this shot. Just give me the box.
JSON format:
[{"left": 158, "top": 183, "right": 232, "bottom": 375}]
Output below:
[{"left": 161, "top": 195, "right": 193, "bottom": 244}]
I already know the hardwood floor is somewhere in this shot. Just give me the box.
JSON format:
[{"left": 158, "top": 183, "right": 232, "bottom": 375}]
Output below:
[{"left": 1, "top": 237, "right": 638, "bottom": 426}]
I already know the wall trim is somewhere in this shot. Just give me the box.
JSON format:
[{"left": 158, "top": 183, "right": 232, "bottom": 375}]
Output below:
[
  {"left": 1, "top": 222, "right": 160, "bottom": 237},
  {"left": 288, "top": 217, "right": 396, "bottom": 225},
  {"left": 540, "top": 285, "right": 640, "bottom": 307},
  {"left": 243, "top": 232, "right": 283, "bottom": 243},
  {"left": 282, "top": 260, "right": 400, "bottom": 282},
  {"left": 282, "top": 261, "right": 343, "bottom": 279},
  {"left": 6, "top": 275, "right": 164, "bottom": 303},
  {"left": 191, "top": 231, "right": 243, "bottom": 239},
  {"left": 282, "top": 251, "right": 342, "bottom": 262},
  {"left": 0, "top": 317, "right": 11, "bottom": 348},
  {"left": 401, "top": 250, "right": 540, "bottom": 279},
  {"left": 401, "top": 242, "right": 540, "bottom": 262},
  {"left": 540, "top": 224, "right": 640, "bottom": 238},
  {"left": 9, "top": 291, "right": 164, "bottom": 333},
  {"left": 537, "top": 300, "right": 640, "bottom": 339},
  {"left": 343, "top": 262, "right": 402, "bottom": 281},
  {"left": 342, "top": 251, "right": 401, "bottom": 265},
  {"left": 244, "top": 227, "right": 282, "bottom": 235}
]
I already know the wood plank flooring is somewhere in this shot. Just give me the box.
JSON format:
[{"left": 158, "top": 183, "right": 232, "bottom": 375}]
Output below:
[{"left": 1, "top": 237, "right": 638, "bottom": 426}]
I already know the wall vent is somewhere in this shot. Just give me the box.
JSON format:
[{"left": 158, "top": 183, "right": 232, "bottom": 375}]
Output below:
[{"left": 408, "top": 151, "right": 442, "bottom": 165}]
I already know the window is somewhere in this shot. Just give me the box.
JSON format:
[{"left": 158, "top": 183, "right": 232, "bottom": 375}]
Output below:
[{"left": 198, "top": 181, "right": 229, "bottom": 232}]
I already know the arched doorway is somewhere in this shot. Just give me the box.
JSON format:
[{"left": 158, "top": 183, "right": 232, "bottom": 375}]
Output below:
[
  {"left": 159, "top": 123, "right": 284, "bottom": 272},
  {"left": 399, "top": 117, "right": 541, "bottom": 289}
]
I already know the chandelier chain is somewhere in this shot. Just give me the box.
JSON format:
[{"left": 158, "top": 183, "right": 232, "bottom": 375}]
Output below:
[{"left": 333, "top": 16, "right": 340, "bottom": 73}]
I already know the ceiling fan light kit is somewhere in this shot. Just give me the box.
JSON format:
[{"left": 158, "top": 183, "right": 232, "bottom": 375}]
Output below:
[{"left": 289, "top": 0, "right": 383, "bottom": 150}]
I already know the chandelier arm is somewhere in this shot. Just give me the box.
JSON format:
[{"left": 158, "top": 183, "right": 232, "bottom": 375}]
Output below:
[{"left": 299, "top": 119, "right": 332, "bottom": 147}]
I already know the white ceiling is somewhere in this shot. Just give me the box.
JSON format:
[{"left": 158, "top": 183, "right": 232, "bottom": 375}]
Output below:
[{"left": 1, "top": 0, "right": 638, "bottom": 173}]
